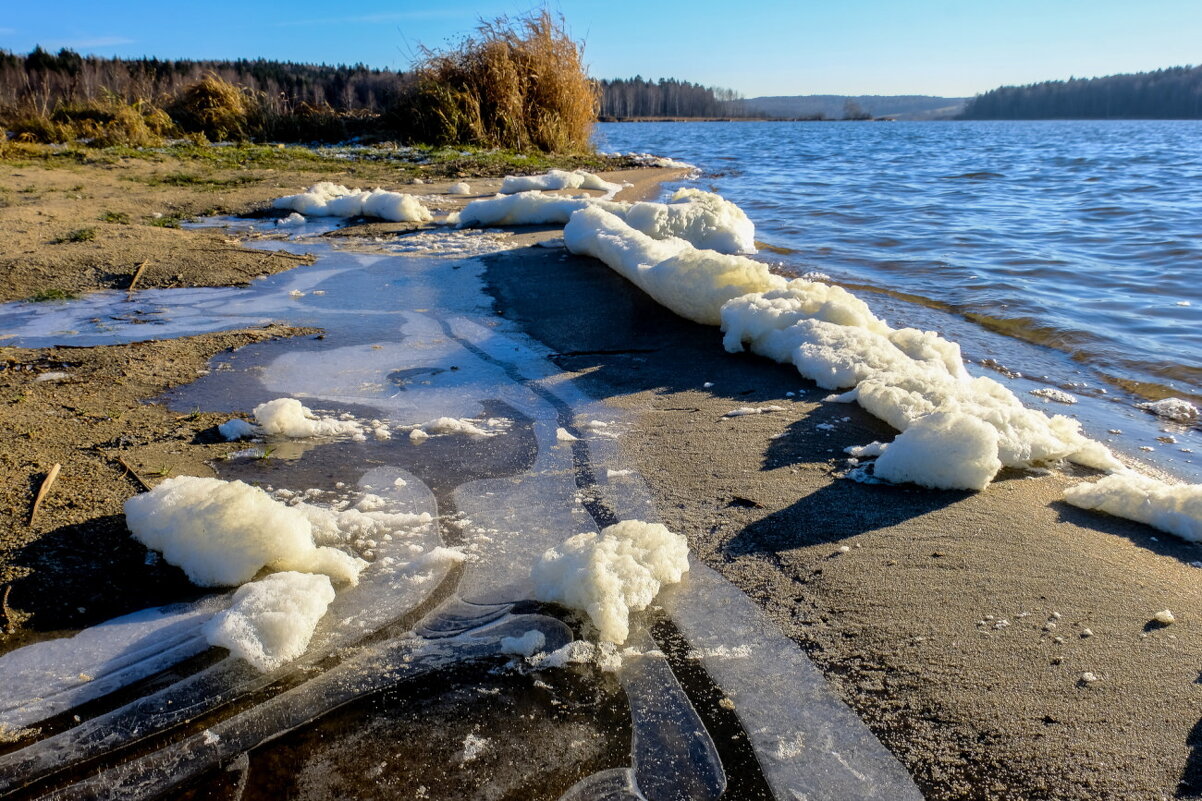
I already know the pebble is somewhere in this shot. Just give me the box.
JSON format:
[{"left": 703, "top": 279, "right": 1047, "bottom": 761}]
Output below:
[
  {"left": 1154, "top": 609, "right": 1176, "bottom": 625},
  {"left": 1081, "top": 672, "right": 1101, "bottom": 684},
  {"left": 1081, "top": 628, "right": 1093, "bottom": 638}
]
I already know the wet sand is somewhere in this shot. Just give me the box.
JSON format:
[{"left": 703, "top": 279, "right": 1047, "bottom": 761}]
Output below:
[{"left": 483, "top": 242, "right": 1202, "bottom": 801}]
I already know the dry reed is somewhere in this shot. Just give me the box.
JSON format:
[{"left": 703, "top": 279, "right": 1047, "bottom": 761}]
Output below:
[
  {"left": 397, "top": 11, "right": 598, "bottom": 153},
  {"left": 167, "top": 74, "right": 258, "bottom": 141}
]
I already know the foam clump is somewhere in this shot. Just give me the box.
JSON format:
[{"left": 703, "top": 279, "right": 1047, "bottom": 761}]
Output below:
[
  {"left": 564, "top": 206, "right": 785, "bottom": 325},
  {"left": 873, "top": 412, "right": 1002, "bottom": 490},
  {"left": 1064, "top": 473, "right": 1202, "bottom": 542},
  {"left": 456, "top": 192, "right": 628, "bottom": 228},
  {"left": 448, "top": 182, "right": 472, "bottom": 195},
  {"left": 499, "top": 630, "right": 546, "bottom": 657},
  {"left": 403, "top": 416, "right": 500, "bottom": 439},
  {"left": 202, "top": 571, "right": 335, "bottom": 672},
  {"left": 124, "top": 476, "right": 366, "bottom": 587},
  {"left": 218, "top": 418, "right": 257, "bottom": 441},
  {"left": 460, "top": 189, "right": 755, "bottom": 255},
  {"left": 272, "top": 183, "right": 432, "bottom": 222},
  {"left": 625, "top": 188, "right": 757, "bottom": 254},
  {"left": 253, "top": 398, "right": 364, "bottom": 439},
  {"left": 500, "top": 169, "right": 619, "bottom": 195},
  {"left": 533, "top": 520, "right": 689, "bottom": 644},
  {"left": 1137, "top": 397, "right": 1199, "bottom": 423}
]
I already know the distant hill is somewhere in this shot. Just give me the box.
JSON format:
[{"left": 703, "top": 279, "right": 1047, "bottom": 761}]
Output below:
[
  {"left": 960, "top": 65, "right": 1202, "bottom": 119},
  {"left": 744, "top": 94, "right": 967, "bottom": 120}
]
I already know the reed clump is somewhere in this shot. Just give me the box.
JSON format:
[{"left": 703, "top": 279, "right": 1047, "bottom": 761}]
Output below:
[
  {"left": 166, "top": 75, "right": 258, "bottom": 142},
  {"left": 395, "top": 11, "right": 598, "bottom": 153}
]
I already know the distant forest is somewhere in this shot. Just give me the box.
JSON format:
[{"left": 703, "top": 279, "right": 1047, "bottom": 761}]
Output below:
[
  {"left": 960, "top": 65, "right": 1202, "bottom": 119},
  {"left": 0, "top": 48, "right": 409, "bottom": 113},
  {"left": 597, "top": 77, "right": 752, "bottom": 118},
  {"left": 1, "top": 49, "right": 747, "bottom": 120}
]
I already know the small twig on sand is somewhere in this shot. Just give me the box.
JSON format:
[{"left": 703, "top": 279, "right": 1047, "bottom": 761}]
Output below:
[
  {"left": 1, "top": 586, "right": 14, "bottom": 635},
  {"left": 115, "top": 456, "right": 154, "bottom": 492},
  {"left": 126, "top": 260, "right": 151, "bottom": 296},
  {"left": 28, "top": 463, "right": 61, "bottom": 526}
]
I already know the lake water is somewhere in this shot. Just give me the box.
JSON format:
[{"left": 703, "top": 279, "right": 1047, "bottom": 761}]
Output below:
[{"left": 595, "top": 120, "right": 1202, "bottom": 480}]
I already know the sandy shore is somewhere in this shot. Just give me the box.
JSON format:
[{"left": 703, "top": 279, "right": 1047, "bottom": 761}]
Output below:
[
  {"left": 2, "top": 148, "right": 1199, "bottom": 799},
  {"left": 0, "top": 154, "right": 681, "bottom": 643},
  {"left": 483, "top": 242, "right": 1202, "bottom": 800}
]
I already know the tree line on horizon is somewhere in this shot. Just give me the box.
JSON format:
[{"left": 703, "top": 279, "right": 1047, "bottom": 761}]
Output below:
[
  {"left": 960, "top": 65, "right": 1202, "bottom": 119},
  {"left": 0, "top": 47, "right": 408, "bottom": 115},
  {"left": 0, "top": 48, "right": 747, "bottom": 122},
  {"left": 597, "top": 77, "right": 754, "bottom": 118}
]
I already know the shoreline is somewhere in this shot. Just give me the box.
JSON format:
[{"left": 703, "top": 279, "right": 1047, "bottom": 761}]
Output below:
[
  {"left": 1, "top": 147, "right": 1199, "bottom": 799},
  {"left": 482, "top": 241, "right": 1202, "bottom": 800}
]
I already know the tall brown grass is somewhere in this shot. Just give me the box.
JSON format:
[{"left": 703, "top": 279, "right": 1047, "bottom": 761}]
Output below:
[
  {"left": 395, "top": 11, "right": 598, "bottom": 153},
  {"left": 3, "top": 93, "right": 176, "bottom": 147}
]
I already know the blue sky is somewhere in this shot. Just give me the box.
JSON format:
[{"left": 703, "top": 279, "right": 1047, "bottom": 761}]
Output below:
[{"left": 3, "top": 1, "right": 1200, "bottom": 98}]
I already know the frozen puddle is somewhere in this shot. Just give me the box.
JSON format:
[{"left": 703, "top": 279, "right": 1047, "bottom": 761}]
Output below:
[{"left": 0, "top": 224, "right": 918, "bottom": 800}]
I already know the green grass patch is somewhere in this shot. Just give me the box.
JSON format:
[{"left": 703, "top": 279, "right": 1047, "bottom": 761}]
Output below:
[
  {"left": 55, "top": 228, "right": 96, "bottom": 243},
  {"left": 27, "top": 288, "right": 79, "bottom": 302},
  {"left": 146, "top": 213, "right": 184, "bottom": 228},
  {"left": 99, "top": 210, "right": 130, "bottom": 223}
]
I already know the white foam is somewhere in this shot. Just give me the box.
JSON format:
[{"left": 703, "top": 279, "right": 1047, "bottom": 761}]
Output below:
[
  {"left": 1064, "top": 473, "right": 1202, "bottom": 542},
  {"left": 724, "top": 405, "right": 786, "bottom": 417},
  {"left": 873, "top": 412, "right": 1002, "bottom": 491},
  {"left": 499, "top": 630, "right": 546, "bottom": 657},
  {"left": 499, "top": 169, "right": 620, "bottom": 195},
  {"left": 253, "top": 398, "right": 363, "bottom": 439},
  {"left": 402, "top": 416, "right": 501, "bottom": 439},
  {"left": 272, "top": 183, "right": 432, "bottom": 223},
  {"left": 218, "top": 418, "right": 257, "bottom": 441},
  {"left": 625, "top": 188, "right": 757, "bottom": 254},
  {"left": 202, "top": 572, "right": 335, "bottom": 672},
  {"left": 532, "top": 520, "right": 689, "bottom": 644},
  {"left": 1029, "top": 387, "right": 1078, "bottom": 404},
  {"left": 564, "top": 206, "right": 785, "bottom": 325},
  {"left": 459, "top": 189, "right": 755, "bottom": 255},
  {"left": 448, "top": 182, "right": 472, "bottom": 195},
  {"left": 455, "top": 192, "right": 629, "bottom": 228},
  {"left": 1137, "top": 397, "right": 1199, "bottom": 423},
  {"left": 124, "top": 476, "right": 366, "bottom": 587}
]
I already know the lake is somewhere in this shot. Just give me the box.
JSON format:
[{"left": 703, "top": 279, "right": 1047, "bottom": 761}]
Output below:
[{"left": 595, "top": 120, "right": 1202, "bottom": 479}]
